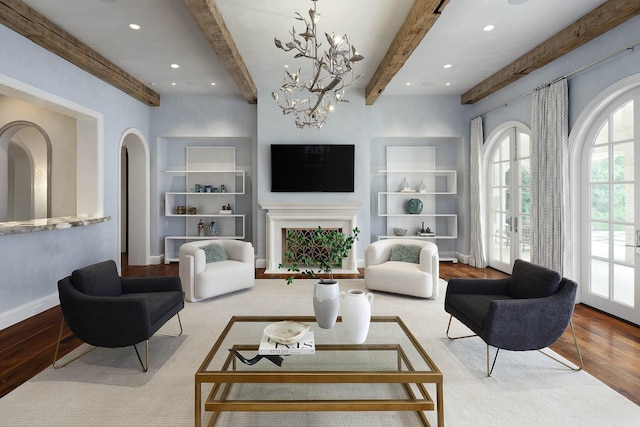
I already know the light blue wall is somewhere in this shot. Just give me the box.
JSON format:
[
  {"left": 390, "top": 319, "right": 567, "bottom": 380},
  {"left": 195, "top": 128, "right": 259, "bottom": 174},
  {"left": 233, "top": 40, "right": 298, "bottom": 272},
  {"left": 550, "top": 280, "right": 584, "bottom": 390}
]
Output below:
[
  {"left": 366, "top": 96, "right": 474, "bottom": 256},
  {"left": 2, "top": 12, "right": 640, "bottom": 326},
  {"left": 254, "top": 91, "right": 472, "bottom": 262},
  {"left": 471, "top": 15, "right": 640, "bottom": 135},
  {"left": 0, "top": 25, "right": 149, "bottom": 321},
  {"left": 148, "top": 95, "right": 257, "bottom": 257},
  {"left": 467, "top": 15, "right": 640, "bottom": 276},
  {"left": 256, "top": 89, "right": 370, "bottom": 261}
]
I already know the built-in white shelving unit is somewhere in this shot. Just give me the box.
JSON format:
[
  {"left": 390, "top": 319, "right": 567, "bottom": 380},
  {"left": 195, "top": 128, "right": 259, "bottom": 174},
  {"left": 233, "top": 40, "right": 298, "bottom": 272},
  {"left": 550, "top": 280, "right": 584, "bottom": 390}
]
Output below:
[
  {"left": 377, "top": 146, "right": 458, "bottom": 262},
  {"left": 163, "top": 147, "right": 245, "bottom": 263}
]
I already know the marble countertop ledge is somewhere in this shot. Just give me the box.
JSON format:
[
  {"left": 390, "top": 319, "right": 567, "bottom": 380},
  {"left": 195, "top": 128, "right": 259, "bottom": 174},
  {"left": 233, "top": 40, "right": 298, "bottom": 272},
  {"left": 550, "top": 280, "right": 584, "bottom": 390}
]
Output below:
[{"left": 0, "top": 215, "right": 111, "bottom": 236}]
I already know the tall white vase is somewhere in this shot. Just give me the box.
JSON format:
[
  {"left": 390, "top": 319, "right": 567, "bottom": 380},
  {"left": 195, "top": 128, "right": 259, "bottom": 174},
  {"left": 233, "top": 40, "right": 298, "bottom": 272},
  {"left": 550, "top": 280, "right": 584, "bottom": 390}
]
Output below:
[
  {"left": 340, "top": 289, "right": 374, "bottom": 344},
  {"left": 313, "top": 281, "right": 340, "bottom": 329}
]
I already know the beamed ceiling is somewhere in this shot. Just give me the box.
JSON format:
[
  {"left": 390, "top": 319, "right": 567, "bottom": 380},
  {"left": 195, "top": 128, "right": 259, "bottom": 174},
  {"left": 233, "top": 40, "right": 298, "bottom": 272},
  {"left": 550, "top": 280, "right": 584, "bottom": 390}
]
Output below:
[{"left": 1, "top": 0, "right": 639, "bottom": 107}]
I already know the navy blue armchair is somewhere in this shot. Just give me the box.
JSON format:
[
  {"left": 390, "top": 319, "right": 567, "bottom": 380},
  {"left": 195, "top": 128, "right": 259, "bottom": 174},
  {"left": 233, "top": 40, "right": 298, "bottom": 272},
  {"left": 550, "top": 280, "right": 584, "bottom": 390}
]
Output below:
[
  {"left": 445, "top": 259, "right": 583, "bottom": 375},
  {"left": 53, "top": 260, "right": 184, "bottom": 371}
]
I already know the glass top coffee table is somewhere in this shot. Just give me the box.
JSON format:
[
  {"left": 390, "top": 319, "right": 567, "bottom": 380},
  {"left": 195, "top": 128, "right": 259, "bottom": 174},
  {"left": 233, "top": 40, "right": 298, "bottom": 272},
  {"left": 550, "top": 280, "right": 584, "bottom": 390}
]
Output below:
[{"left": 195, "top": 316, "right": 444, "bottom": 426}]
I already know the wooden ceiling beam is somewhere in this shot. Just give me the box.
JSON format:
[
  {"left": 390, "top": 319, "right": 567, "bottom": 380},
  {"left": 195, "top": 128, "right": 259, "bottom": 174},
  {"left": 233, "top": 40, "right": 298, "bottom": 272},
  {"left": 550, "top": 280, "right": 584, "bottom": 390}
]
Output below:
[
  {"left": 0, "top": 0, "right": 160, "bottom": 106},
  {"left": 461, "top": 0, "right": 640, "bottom": 105},
  {"left": 182, "top": 0, "right": 257, "bottom": 104},
  {"left": 365, "top": 0, "right": 451, "bottom": 106}
]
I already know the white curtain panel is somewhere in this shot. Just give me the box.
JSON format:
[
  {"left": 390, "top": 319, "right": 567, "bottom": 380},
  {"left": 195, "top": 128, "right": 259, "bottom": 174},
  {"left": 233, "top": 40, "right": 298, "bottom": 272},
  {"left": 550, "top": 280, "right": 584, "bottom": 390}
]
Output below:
[
  {"left": 469, "top": 116, "right": 486, "bottom": 268},
  {"left": 530, "top": 79, "right": 571, "bottom": 275}
]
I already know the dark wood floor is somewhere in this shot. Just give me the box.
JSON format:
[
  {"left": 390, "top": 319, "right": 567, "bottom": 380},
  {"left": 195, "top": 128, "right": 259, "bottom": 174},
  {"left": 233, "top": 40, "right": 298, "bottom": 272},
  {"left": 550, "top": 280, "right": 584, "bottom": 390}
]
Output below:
[{"left": 1, "top": 260, "right": 639, "bottom": 408}]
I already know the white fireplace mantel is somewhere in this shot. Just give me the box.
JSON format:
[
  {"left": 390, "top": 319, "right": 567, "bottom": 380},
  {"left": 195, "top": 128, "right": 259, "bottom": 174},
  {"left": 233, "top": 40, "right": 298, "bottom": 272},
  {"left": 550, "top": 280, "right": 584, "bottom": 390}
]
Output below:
[{"left": 259, "top": 201, "right": 363, "bottom": 273}]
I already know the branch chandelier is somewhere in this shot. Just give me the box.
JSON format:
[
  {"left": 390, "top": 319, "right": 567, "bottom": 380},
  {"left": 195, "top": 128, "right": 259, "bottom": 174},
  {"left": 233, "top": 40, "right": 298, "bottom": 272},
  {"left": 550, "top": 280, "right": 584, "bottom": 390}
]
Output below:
[{"left": 272, "top": 0, "right": 364, "bottom": 129}]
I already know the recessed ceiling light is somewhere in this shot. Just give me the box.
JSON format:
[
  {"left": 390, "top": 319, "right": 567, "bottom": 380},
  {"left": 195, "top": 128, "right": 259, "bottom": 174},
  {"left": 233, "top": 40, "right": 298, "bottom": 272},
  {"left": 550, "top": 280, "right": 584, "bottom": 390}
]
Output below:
[
  {"left": 483, "top": 25, "right": 495, "bottom": 32},
  {"left": 211, "top": 82, "right": 216, "bottom": 86},
  {"left": 170, "top": 64, "right": 180, "bottom": 69},
  {"left": 284, "top": 64, "right": 289, "bottom": 68},
  {"left": 446, "top": 82, "right": 452, "bottom": 86},
  {"left": 129, "top": 23, "right": 140, "bottom": 30},
  {"left": 406, "top": 82, "right": 411, "bottom": 86},
  {"left": 443, "top": 64, "right": 452, "bottom": 69},
  {"left": 171, "top": 82, "right": 177, "bottom": 86}
]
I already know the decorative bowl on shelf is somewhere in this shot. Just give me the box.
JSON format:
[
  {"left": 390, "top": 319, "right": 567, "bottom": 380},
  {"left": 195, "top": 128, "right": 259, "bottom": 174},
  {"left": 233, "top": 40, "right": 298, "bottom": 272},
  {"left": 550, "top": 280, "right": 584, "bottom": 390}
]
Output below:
[{"left": 393, "top": 228, "right": 407, "bottom": 236}]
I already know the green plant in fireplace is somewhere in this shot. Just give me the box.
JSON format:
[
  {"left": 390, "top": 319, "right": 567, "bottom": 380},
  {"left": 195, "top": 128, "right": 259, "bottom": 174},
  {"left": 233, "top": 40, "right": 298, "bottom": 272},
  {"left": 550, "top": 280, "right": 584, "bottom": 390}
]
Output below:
[{"left": 278, "top": 226, "right": 360, "bottom": 285}]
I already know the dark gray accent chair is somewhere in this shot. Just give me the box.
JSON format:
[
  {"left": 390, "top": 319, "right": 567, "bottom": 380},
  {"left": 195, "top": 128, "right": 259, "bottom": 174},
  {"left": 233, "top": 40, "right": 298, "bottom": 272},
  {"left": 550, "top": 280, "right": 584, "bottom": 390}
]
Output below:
[
  {"left": 445, "top": 259, "right": 583, "bottom": 376},
  {"left": 53, "top": 260, "right": 184, "bottom": 371}
]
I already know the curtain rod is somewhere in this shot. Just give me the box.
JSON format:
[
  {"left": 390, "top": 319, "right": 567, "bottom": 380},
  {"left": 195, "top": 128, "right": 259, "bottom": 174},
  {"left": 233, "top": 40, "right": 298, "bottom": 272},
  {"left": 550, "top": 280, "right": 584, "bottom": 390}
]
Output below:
[{"left": 480, "top": 39, "right": 640, "bottom": 117}]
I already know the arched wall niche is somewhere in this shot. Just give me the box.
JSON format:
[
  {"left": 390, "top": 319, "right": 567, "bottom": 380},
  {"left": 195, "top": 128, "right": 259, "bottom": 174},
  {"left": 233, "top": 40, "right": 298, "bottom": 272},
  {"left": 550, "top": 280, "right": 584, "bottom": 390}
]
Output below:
[{"left": 0, "top": 74, "right": 103, "bottom": 231}]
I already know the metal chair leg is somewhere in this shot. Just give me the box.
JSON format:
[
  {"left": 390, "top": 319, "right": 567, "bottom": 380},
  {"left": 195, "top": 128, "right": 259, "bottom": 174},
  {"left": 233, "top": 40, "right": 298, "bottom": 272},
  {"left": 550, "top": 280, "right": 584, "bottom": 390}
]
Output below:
[
  {"left": 52, "top": 318, "right": 96, "bottom": 369},
  {"left": 487, "top": 346, "right": 500, "bottom": 377},
  {"left": 446, "top": 315, "right": 478, "bottom": 340},
  {"left": 54, "top": 312, "right": 183, "bottom": 373},
  {"left": 448, "top": 316, "right": 584, "bottom": 376},
  {"left": 156, "top": 312, "right": 183, "bottom": 338},
  {"left": 133, "top": 340, "right": 149, "bottom": 372},
  {"left": 133, "top": 312, "right": 183, "bottom": 372},
  {"left": 538, "top": 320, "right": 584, "bottom": 371}
]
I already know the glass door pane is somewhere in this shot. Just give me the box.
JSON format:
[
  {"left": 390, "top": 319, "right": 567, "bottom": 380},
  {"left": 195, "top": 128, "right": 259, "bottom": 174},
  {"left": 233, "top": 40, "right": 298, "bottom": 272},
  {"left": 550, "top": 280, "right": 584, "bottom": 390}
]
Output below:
[
  {"left": 487, "top": 128, "right": 531, "bottom": 272},
  {"left": 583, "top": 96, "right": 638, "bottom": 325},
  {"left": 515, "top": 133, "right": 531, "bottom": 262},
  {"left": 489, "top": 137, "right": 511, "bottom": 269}
]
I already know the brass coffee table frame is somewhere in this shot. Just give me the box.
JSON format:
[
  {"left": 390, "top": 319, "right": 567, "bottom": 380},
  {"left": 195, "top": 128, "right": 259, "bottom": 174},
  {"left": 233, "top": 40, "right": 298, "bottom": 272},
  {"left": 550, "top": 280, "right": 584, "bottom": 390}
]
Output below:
[{"left": 195, "top": 316, "right": 444, "bottom": 426}]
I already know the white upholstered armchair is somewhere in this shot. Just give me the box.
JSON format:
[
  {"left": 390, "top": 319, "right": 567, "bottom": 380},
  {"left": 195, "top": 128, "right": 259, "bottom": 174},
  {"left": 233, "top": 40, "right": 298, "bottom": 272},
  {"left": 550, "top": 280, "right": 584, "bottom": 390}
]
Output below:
[
  {"left": 179, "top": 239, "right": 255, "bottom": 302},
  {"left": 364, "top": 239, "right": 440, "bottom": 299}
]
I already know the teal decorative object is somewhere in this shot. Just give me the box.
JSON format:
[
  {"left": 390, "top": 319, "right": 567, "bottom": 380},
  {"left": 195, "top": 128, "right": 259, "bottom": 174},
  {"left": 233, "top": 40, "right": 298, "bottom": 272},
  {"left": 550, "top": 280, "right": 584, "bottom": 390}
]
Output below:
[{"left": 406, "top": 198, "right": 423, "bottom": 214}]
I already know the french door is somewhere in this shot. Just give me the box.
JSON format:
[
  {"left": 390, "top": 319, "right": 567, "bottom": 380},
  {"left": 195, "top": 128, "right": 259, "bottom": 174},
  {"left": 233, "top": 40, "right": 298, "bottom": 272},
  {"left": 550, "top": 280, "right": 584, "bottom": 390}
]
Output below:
[
  {"left": 487, "top": 127, "right": 531, "bottom": 273},
  {"left": 582, "top": 90, "right": 640, "bottom": 325}
]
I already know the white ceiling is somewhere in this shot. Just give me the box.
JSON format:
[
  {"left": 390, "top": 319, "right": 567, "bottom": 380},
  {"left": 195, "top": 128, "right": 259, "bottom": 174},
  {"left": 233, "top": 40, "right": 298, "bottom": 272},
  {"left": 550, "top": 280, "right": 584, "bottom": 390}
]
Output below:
[{"left": 19, "top": 0, "right": 608, "bottom": 100}]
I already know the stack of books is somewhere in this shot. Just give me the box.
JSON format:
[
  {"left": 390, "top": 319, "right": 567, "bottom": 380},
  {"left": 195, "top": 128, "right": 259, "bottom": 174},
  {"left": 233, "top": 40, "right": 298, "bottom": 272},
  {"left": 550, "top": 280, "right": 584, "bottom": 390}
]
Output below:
[{"left": 258, "top": 332, "right": 315, "bottom": 355}]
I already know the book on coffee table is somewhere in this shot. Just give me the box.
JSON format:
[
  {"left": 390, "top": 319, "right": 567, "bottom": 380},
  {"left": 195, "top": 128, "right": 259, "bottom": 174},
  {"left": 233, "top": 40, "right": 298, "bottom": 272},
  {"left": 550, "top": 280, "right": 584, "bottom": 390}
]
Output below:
[{"left": 258, "top": 331, "right": 315, "bottom": 355}]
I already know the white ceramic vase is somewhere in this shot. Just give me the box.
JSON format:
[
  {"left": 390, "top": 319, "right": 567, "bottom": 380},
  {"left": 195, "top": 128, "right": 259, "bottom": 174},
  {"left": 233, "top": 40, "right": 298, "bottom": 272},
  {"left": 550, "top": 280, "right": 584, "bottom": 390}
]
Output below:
[
  {"left": 340, "top": 289, "right": 374, "bottom": 344},
  {"left": 313, "top": 281, "right": 340, "bottom": 329}
]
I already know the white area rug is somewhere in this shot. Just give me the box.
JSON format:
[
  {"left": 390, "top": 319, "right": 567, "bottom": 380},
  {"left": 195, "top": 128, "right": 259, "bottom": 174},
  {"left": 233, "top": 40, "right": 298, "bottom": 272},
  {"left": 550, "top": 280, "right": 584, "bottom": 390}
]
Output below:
[{"left": 1, "top": 279, "right": 638, "bottom": 426}]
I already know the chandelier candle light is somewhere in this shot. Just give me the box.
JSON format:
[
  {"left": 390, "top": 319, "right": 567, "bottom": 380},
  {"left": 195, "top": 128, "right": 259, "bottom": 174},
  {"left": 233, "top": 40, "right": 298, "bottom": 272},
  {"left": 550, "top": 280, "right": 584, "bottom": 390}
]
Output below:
[{"left": 272, "top": 0, "right": 364, "bottom": 129}]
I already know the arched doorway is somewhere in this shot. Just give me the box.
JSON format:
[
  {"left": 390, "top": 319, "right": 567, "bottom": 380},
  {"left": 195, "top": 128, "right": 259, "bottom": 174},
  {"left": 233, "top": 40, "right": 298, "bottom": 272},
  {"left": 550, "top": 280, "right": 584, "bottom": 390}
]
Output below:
[
  {"left": 0, "top": 121, "right": 52, "bottom": 221},
  {"left": 120, "top": 129, "right": 150, "bottom": 266},
  {"left": 570, "top": 74, "right": 640, "bottom": 325},
  {"left": 483, "top": 121, "right": 532, "bottom": 273}
]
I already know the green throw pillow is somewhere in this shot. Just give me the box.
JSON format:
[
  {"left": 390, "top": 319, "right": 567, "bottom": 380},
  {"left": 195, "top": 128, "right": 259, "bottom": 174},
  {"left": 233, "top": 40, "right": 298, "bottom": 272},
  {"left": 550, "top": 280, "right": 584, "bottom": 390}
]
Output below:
[
  {"left": 201, "top": 243, "right": 228, "bottom": 263},
  {"left": 390, "top": 244, "right": 421, "bottom": 264}
]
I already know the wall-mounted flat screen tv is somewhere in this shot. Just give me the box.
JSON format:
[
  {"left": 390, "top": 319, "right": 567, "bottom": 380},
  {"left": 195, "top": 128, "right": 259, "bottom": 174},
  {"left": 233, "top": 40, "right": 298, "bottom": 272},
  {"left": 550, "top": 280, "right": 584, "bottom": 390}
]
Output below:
[{"left": 271, "top": 144, "right": 355, "bottom": 192}]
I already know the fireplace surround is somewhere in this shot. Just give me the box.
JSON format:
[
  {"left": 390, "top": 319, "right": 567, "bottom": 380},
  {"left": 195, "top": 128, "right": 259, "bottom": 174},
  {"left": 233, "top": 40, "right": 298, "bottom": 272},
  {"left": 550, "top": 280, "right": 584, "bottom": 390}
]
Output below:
[{"left": 259, "top": 201, "right": 363, "bottom": 273}]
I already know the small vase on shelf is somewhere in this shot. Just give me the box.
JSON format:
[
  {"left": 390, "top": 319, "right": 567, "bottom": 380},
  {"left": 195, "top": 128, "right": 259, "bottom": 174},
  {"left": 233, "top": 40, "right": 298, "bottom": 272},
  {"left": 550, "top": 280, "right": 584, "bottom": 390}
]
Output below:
[{"left": 399, "top": 177, "right": 410, "bottom": 192}]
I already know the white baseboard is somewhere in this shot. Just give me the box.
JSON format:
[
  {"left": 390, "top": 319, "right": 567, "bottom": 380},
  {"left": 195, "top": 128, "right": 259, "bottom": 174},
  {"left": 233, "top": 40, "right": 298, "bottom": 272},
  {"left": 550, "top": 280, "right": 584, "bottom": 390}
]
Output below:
[
  {"left": 0, "top": 293, "right": 59, "bottom": 331},
  {"left": 455, "top": 252, "right": 470, "bottom": 264},
  {"left": 150, "top": 255, "right": 163, "bottom": 265}
]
